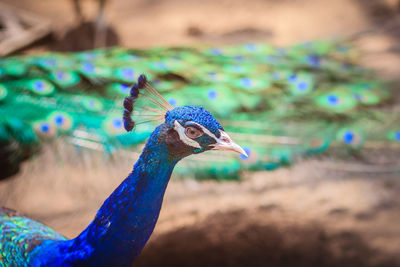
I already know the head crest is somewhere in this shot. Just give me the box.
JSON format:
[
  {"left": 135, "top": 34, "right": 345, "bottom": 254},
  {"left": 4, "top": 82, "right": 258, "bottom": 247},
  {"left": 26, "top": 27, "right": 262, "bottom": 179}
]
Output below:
[{"left": 123, "top": 74, "right": 174, "bottom": 131}]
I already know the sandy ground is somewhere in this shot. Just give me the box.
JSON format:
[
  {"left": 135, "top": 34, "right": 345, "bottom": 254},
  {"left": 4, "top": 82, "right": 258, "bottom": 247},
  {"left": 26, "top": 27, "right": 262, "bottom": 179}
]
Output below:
[
  {"left": 0, "top": 0, "right": 400, "bottom": 266},
  {"left": 0, "top": 147, "right": 399, "bottom": 266}
]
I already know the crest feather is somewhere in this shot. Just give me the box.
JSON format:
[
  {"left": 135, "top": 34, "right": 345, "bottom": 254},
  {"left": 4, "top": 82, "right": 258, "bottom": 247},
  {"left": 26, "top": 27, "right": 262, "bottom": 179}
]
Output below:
[{"left": 123, "top": 74, "right": 173, "bottom": 132}]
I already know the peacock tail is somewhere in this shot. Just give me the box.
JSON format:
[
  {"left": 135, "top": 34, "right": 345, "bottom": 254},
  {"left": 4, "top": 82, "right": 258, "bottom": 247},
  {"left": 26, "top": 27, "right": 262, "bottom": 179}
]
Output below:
[
  {"left": 0, "top": 207, "right": 66, "bottom": 266},
  {"left": 0, "top": 39, "right": 399, "bottom": 180}
]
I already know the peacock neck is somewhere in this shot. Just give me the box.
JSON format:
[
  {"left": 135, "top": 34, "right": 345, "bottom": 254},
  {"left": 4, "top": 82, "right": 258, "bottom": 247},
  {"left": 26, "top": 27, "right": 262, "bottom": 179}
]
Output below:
[{"left": 31, "top": 124, "right": 181, "bottom": 266}]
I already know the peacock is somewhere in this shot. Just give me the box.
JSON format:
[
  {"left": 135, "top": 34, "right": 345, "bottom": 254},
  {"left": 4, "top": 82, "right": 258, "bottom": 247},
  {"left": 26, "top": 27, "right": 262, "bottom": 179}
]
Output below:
[
  {"left": 0, "top": 74, "right": 247, "bottom": 266},
  {"left": 0, "top": 39, "right": 399, "bottom": 180}
]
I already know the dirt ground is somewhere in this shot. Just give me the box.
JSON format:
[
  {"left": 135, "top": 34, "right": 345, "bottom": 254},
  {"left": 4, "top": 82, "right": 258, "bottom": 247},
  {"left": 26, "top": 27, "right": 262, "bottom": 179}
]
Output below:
[
  {"left": 0, "top": 0, "right": 400, "bottom": 266},
  {"left": 1, "top": 148, "right": 399, "bottom": 266}
]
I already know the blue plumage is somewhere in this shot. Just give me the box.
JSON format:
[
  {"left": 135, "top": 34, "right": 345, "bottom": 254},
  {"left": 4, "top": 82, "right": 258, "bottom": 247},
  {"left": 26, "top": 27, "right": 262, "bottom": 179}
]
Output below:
[
  {"left": 0, "top": 75, "right": 246, "bottom": 266},
  {"left": 30, "top": 124, "right": 179, "bottom": 266}
]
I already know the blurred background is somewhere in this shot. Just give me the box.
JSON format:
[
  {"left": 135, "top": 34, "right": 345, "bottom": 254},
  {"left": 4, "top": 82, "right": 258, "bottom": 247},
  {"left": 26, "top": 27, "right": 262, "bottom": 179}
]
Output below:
[{"left": 0, "top": 0, "right": 400, "bottom": 266}]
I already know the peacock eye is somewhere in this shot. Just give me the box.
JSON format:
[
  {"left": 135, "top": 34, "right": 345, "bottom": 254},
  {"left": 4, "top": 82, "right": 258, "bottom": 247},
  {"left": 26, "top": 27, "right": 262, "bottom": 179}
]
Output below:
[{"left": 185, "top": 126, "right": 203, "bottom": 139}]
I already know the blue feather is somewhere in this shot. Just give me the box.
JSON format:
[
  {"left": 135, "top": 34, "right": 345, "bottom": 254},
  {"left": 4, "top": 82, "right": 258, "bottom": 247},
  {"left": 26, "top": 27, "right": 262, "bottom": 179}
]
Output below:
[{"left": 0, "top": 75, "right": 241, "bottom": 266}]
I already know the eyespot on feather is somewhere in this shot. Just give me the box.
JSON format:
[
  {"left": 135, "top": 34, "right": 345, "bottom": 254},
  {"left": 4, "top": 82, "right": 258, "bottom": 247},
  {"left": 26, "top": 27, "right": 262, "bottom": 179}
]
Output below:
[
  {"left": 103, "top": 115, "right": 126, "bottom": 136},
  {"left": 336, "top": 128, "right": 364, "bottom": 149},
  {"left": 28, "top": 79, "right": 55, "bottom": 96},
  {"left": 0, "top": 85, "right": 8, "bottom": 101},
  {"left": 33, "top": 120, "right": 56, "bottom": 138},
  {"left": 47, "top": 111, "right": 74, "bottom": 131},
  {"left": 82, "top": 97, "right": 104, "bottom": 112}
]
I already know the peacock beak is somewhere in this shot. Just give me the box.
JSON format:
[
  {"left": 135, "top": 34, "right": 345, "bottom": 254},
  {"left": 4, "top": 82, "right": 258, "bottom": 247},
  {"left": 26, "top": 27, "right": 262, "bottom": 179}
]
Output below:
[{"left": 211, "top": 131, "right": 248, "bottom": 157}]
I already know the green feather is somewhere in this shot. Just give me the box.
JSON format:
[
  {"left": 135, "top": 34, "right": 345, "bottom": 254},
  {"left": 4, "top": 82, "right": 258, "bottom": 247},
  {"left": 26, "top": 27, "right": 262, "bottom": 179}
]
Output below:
[
  {"left": 81, "top": 97, "right": 104, "bottom": 112},
  {"left": 231, "top": 77, "right": 271, "bottom": 92},
  {"left": 287, "top": 73, "right": 314, "bottom": 96},
  {"left": 315, "top": 90, "right": 357, "bottom": 112},
  {"left": 336, "top": 128, "right": 365, "bottom": 149},
  {"left": 47, "top": 111, "right": 74, "bottom": 132},
  {"left": 49, "top": 70, "right": 81, "bottom": 88},
  {"left": 27, "top": 79, "right": 55, "bottom": 96},
  {"left": 0, "top": 59, "right": 27, "bottom": 76},
  {"left": 108, "top": 83, "right": 131, "bottom": 97},
  {"left": 102, "top": 114, "right": 125, "bottom": 136},
  {"left": 0, "top": 85, "right": 8, "bottom": 101},
  {"left": 387, "top": 130, "right": 400, "bottom": 142},
  {"left": 0, "top": 40, "right": 397, "bottom": 180},
  {"left": 33, "top": 120, "right": 57, "bottom": 139},
  {"left": 114, "top": 67, "right": 139, "bottom": 83}
]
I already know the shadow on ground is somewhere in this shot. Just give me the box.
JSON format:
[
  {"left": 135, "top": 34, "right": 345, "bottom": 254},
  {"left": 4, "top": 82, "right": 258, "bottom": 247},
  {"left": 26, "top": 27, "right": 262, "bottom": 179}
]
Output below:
[
  {"left": 135, "top": 210, "right": 399, "bottom": 267},
  {"left": 52, "top": 22, "right": 120, "bottom": 51}
]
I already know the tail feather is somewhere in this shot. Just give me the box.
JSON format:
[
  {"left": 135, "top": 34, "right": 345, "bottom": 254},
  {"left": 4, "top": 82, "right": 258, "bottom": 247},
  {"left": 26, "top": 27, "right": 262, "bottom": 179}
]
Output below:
[{"left": 0, "top": 40, "right": 399, "bottom": 180}]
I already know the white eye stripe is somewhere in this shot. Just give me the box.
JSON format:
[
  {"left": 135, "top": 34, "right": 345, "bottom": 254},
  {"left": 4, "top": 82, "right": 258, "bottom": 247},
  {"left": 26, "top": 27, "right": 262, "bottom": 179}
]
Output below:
[
  {"left": 173, "top": 121, "right": 201, "bottom": 148},
  {"left": 173, "top": 120, "right": 223, "bottom": 149},
  {"left": 189, "top": 122, "right": 219, "bottom": 142}
]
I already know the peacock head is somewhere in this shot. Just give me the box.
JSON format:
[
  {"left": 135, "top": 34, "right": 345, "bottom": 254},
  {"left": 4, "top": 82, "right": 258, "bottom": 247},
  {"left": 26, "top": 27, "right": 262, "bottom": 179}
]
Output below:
[
  {"left": 164, "top": 105, "right": 246, "bottom": 156},
  {"left": 123, "top": 74, "right": 247, "bottom": 158}
]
